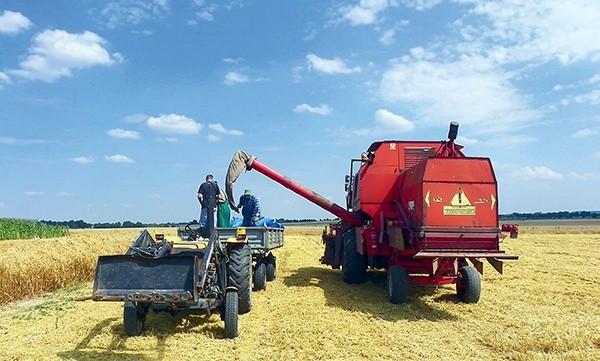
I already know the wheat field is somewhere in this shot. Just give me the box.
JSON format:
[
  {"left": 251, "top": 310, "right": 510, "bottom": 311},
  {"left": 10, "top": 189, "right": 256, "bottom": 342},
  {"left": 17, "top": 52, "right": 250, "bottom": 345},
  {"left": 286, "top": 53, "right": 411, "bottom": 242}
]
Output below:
[{"left": 0, "top": 225, "right": 599, "bottom": 360}]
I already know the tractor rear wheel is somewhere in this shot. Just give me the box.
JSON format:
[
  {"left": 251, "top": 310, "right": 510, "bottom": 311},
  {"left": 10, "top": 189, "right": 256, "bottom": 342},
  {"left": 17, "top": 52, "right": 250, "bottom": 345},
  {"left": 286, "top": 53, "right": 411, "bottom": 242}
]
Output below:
[
  {"left": 227, "top": 244, "right": 252, "bottom": 314},
  {"left": 456, "top": 266, "right": 481, "bottom": 303},
  {"left": 223, "top": 291, "right": 239, "bottom": 339},
  {"left": 387, "top": 265, "right": 408, "bottom": 304},
  {"left": 253, "top": 262, "right": 267, "bottom": 291},
  {"left": 342, "top": 230, "right": 366, "bottom": 284},
  {"left": 123, "top": 301, "right": 147, "bottom": 336},
  {"left": 266, "top": 253, "right": 276, "bottom": 281}
]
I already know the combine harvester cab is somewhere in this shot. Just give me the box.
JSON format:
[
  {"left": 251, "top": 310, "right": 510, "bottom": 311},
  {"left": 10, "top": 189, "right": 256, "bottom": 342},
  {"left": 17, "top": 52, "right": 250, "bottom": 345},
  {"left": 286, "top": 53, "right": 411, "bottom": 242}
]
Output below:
[{"left": 226, "top": 122, "right": 517, "bottom": 305}]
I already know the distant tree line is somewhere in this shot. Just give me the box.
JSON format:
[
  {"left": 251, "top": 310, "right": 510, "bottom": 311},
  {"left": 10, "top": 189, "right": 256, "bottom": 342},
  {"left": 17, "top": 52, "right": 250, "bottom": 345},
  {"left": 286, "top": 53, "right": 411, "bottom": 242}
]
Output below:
[
  {"left": 40, "top": 218, "right": 339, "bottom": 229},
  {"left": 275, "top": 218, "right": 337, "bottom": 224},
  {"left": 39, "top": 212, "right": 598, "bottom": 229},
  {"left": 41, "top": 219, "right": 199, "bottom": 229},
  {"left": 500, "top": 211, "right": 600, "bottom": 220}
]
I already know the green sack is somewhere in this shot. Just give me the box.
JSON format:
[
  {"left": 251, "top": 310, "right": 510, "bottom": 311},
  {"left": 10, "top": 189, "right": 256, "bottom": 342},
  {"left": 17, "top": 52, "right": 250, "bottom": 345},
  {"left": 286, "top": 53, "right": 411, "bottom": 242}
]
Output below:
[{"left": 217, "top": 202, "right": 231, "bottom": 227}]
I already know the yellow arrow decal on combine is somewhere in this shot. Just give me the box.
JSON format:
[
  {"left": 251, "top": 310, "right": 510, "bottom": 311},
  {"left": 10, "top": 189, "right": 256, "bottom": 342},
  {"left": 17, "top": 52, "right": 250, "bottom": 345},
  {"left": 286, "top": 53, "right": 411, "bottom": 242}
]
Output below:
[
  {"left": 491, "top": 194, "right": 496, "bottom": 209},
  {"left": 425, "top": 190, "right": 430, "bottom": 207}
]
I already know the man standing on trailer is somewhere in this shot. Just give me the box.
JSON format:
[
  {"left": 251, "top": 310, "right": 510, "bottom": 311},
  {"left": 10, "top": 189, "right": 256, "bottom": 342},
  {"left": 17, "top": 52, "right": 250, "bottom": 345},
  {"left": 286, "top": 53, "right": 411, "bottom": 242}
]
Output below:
[
  {"left": 237, "top": 189, "right": 260, "bottom": 226},
  {"left": 197, "top": 174, "right": 220, "bottom": 230}
]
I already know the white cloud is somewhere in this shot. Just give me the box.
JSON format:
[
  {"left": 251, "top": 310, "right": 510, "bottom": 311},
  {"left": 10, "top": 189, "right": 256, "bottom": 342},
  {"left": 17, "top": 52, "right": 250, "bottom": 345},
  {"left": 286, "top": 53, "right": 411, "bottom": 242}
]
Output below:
[
  {"left": 57, "top": 191, "right": 73, "bottom": 197},
  {"left": 380, "top": 58, "right": 539, "bottom": 134},
  {"left": 25, "top": 191, "right": 44, "bottom": 196},
  {"left": 146, "top": 114, "right": 202, "bottom": 134},
  {"left": 306, "top": 54, "right": 361, "bottom": 74},
  {"left": 224, "top": 71, "right": 249, "bottom": 85},
  {"left": 196, "top": 10, "right": 214, "bottom": 21},
  {"left": 157, "top": 137, "right": 179, "bottom": 143},
  {"left": 339, "top": 0, "right": 397, "bottom": 26},
  {"left": 293, "top": 103, "right": 332, "bottom": 115},
  {"left": 401, "top": 0, "right": 442, "bottom": 11},
  {"left": 107, "top": 128, "right": 140, "bottom": 139},
  {"left": 92, "top": 0, "right": 170, "bottom": 29},
  {"left": 208, "top": 123, "right": 243, "bottom": 136},
  {"left": 374, "top": 109, "right": 414, "bottom": 132},
  {"left": 379, "top": 29, "right": 396, "bottom": 45},
  {"left": 223, "top": 57, "right": 242, "bottom": 65},
  {"left": 9, "top": 29, "right": 120, "bottom": 82},
  {"left": 460, "top": 1, "right": 600, "bottom": 65},
  {"left": 0, "top": 71, "right": 10, "bottom": 88},
  {"left": 510, "top": 166, "right": 563, "bottom": 180},
  {"left": 329, "top": 109, "right": 414, "bottom": 137},
  {"left": 572, "top": 128, "right": 599, "bottom": 138},
  {"left": 0, "top": 10, "right": 33, "bottom": 34},
  {"left": 132, "top": 29, "right": 153, "bottom": 36},
  {"left": 71, "top": 156, "right": 94, "bottom": 164},
  {"left": 105, "top": 154, "right": 135, "bottom": 163},
  {"left": 207, "top": 134, "right": 220, "bottom": 142},
  {"left": 124, "top": 113, "right": 149, "bottom": 123},
  {"left": 566, "top": 172, "right": 599, "bottom": 181},
  {"left": 566, "top": 90, "right": 600, "bottom": 106},
  {"left": 0, "top": 136, "right": 51, "bottom": 145},
  {"left": 456, "top": 135, "right": 479, "bottom": 145}
]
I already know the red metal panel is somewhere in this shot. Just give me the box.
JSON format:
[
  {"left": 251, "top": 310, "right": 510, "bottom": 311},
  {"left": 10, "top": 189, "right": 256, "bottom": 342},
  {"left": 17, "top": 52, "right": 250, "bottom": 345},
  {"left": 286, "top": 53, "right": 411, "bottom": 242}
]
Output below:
[
  {"left": 356, "top": 141, "right": 440, "bottom": 221},
  {"left": 400, "top": 157, "right": 498, "bottom": 228}
]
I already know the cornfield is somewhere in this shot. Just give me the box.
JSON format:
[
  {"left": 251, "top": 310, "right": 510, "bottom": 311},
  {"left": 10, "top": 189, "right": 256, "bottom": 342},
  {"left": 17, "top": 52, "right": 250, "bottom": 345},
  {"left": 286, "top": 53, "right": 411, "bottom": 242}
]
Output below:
[
  {"left": 0, "top": 219, "right": 68, "bottom": 241},
  {"left": 0, "top": 225, "right": 598, "bottom": 360}
]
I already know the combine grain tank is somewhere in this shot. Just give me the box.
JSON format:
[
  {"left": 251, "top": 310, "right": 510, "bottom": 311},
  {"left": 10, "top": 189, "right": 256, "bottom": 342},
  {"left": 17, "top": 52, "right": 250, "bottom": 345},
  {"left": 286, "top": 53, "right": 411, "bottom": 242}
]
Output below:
[{"left": 225, "top": 122, "right": 518, "bottom": 303}]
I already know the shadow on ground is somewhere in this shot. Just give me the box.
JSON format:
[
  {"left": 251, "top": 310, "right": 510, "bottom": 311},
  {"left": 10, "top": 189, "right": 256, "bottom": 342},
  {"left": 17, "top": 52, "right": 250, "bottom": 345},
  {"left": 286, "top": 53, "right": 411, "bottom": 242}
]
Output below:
[
  {"left": 58, "top": 311, "right": 226, "bottom": 360},
  {"left": 284, "top": 266, "right": 458, "bottom": 322}
]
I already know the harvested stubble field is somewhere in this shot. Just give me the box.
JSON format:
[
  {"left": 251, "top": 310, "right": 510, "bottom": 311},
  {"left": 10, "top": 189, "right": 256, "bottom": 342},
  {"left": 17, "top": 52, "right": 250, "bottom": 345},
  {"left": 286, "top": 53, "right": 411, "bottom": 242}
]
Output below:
[{"left": 0, "top": 225, "right": 599, "bottom": 360}]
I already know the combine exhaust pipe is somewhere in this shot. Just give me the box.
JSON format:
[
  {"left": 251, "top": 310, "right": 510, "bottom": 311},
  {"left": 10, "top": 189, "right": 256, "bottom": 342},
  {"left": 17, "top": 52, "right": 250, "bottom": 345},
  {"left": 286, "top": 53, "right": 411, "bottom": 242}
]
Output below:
[{"left": 225, "top": 151, "right": 362, "bottom": 226}]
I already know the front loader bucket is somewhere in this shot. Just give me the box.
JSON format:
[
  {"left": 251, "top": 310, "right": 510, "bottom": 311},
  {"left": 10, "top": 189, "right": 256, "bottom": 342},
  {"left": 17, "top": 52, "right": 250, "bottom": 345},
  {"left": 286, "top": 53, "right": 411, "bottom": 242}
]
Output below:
[{"left": 92, "top": 254, "right": 199, "bottom": 303}]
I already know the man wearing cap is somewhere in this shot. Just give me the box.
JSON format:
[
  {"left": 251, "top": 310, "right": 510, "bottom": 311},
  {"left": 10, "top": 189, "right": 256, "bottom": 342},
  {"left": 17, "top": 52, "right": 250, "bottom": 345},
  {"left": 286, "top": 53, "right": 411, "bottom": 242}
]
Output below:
[{"left": 237, "top": 189, "right": 261, "bottom": 226}]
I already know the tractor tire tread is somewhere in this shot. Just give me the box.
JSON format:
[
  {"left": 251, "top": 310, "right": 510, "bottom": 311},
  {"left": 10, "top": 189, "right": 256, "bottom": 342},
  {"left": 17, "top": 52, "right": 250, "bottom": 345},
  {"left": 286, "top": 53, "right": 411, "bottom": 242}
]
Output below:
[
  {"left": 227, "top": 244, "right": 252, "bottom": 314},
  {"left": 342, "top": 230, "right": 366, "bottom": 284}
]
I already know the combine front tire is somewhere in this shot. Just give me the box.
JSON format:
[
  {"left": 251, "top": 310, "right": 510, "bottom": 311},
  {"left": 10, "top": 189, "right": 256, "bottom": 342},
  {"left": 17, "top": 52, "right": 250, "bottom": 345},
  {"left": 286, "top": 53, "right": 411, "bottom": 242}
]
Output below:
[
  {"left": 223, "top": 291, "right": 239, "bottom": 339},
  {"left": 387, "top": 265, "right": 408, "bottom": 304},
  {"left": 227, "top": 244, "right": 252, "bottom": 314},
  {"left": 456, "top": 266, "right": 481, "bottom": 303},
  {"left": 342, "top": 230, "right": 366, "bottom": 284},
  {"left": 253, "top": 262, "right": 267, "bottom": 291},
  {"left": 123, "top": 301, "right": 147, "bottom": 336}
]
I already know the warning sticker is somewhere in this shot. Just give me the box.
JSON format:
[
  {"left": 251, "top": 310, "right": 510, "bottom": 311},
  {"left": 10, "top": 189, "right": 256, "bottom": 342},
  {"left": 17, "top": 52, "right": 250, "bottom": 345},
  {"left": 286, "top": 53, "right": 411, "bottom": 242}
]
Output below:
[{"left": 443, "top": 189, "right": 476, "bottom": 216}]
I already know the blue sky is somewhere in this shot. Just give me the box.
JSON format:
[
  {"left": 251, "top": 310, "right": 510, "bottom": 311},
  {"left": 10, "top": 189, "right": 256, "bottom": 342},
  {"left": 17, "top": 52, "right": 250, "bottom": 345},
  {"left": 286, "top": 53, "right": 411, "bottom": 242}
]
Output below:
[{"left": 0, "top": 0, "right": 599, "bottom": 223}]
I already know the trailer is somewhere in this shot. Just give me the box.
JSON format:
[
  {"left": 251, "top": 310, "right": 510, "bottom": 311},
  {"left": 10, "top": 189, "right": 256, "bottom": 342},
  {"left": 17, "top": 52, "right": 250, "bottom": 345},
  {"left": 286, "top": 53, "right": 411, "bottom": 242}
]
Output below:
[
  {"left": 178, "top": 223, "right": 283, "bottom": 296},
  {"left": 91, "top": 227, "right": 252, "bottom": 338},
  {"left": 224, "top": 122, "right": 518, "bottom": 304}
]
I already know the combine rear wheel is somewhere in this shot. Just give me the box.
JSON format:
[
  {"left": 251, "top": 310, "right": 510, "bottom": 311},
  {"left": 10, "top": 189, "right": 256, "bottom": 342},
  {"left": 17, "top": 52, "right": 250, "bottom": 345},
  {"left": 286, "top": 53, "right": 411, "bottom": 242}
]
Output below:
[
  {"left": 457, "top": 266, "right": 481, "bottom": 303},
  {"left": 342, "top": 230, "right": 366, "bottom": 284},
  {"left": 223, "top": 291, "right": 239, "bottom": 339},
  {"left": 123, "top": 301, "right": 147, "bottom": 336},
  {"left": 253, "top": 262, "right": 267, "bottom": 291},
  {"left": 387, "top": 265, "right": 408, "bottom": 304},
  {"left": 266, "top": 253, "right": 277, "bottom": 281},
  {"left": 227, "top": 244, "right": 252, "bottom": 313}
]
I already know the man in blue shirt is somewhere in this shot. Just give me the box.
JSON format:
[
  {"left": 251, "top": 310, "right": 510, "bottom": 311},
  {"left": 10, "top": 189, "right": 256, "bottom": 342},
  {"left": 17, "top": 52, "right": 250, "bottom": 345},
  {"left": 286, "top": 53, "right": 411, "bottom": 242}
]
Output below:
[{"left": 237, "top": 189, "right": 260, "bottom": 226}]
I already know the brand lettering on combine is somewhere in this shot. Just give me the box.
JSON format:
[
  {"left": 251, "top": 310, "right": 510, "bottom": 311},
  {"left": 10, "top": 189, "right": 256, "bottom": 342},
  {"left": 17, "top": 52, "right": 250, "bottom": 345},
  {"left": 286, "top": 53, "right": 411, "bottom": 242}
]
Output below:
[{"left": 443, "top": 189, "right": 476, "bottom": 216}]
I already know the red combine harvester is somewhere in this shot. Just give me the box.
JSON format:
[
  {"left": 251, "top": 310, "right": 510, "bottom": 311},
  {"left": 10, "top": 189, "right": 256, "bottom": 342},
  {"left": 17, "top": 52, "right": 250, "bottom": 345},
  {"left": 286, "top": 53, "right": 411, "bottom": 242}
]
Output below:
[{"left": 225, "top": 122, "right": 517, "bottom": 303}]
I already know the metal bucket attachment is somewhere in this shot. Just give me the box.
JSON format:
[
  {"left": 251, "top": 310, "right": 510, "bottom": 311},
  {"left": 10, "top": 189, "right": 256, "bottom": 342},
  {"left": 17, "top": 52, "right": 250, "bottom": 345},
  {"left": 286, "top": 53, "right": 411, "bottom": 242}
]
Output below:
[{"left": 93, "top": 254, "right": 199, "bottom": 303}]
